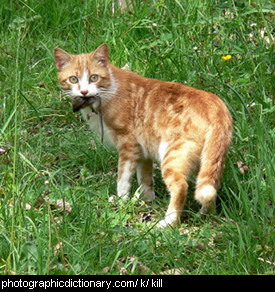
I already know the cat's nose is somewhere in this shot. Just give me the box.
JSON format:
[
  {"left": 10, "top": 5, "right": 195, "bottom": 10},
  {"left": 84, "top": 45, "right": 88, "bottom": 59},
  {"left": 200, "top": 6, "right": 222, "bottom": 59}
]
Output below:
[{"left": 81, "top": 90, "right": 88, "bottom": 96}]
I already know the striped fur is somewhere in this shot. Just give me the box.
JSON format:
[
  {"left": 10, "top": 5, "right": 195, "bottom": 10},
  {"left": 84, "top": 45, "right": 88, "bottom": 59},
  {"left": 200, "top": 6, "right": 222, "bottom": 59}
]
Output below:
[{"left": 54, "top": 44, "right": 233, "bottom": 227}]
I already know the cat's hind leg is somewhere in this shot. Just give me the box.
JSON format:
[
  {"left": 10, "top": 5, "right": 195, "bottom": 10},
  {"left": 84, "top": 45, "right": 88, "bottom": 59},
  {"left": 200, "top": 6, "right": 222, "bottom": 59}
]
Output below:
[
  {"left": 195, "top": 185, "right": 217, "bottom": 214},
  {"left": 158, "top": 141, "right": 198, "bottom": 228},
  {"left": 136, "top": 158, "right": 155, "bottom": 202}
]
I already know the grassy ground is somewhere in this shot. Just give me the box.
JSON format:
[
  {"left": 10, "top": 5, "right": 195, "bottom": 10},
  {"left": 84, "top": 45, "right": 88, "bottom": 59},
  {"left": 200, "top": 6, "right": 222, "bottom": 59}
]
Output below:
[{"left": 0, "top": 0, "right": 274, "bottom": 275}]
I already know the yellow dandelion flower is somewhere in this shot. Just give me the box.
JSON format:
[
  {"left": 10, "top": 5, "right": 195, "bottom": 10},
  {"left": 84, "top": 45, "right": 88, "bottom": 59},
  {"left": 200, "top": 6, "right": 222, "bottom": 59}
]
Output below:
[
  {"left": 140, "top": 200, "right": 146, "bottom": 207},
  {"left": 222, "top": 55, "right": 232, "bottom": 61}
]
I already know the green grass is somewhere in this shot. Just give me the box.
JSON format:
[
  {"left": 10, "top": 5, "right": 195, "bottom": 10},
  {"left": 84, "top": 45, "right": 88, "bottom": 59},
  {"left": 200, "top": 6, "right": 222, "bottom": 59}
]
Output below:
[{"left": 0, "top": 0, "right": 274, "bottom": 275}]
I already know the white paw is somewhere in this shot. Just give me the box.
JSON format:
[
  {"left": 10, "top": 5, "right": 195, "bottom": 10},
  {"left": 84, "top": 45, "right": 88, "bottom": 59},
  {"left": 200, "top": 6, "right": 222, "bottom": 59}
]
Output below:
[
  {"left": 195, "top": 185, "right": 216, "bottom": 206},
  {"left": 134, "top": 187, "right": 155, "bottom": 202},
  {"left": 108, "top": 194, "right": 129, "bottom": 203},
  {"left": 157, "top": 211, "right": 179, "bottom": 228},
  {"left": 108, "top": 195, "right": 116, "bottom": 203},
  {"left": 118, "top": 194, "right": 129, "bottom": 200},
  {"left": 157, "top": 219, "right": 170, "bottom": 228},
  {"left": 200, "top": 205, "right": 209, "bottom": 214},
  {"left": 142, "top": 190, "right": 155, "bottom": 202}
]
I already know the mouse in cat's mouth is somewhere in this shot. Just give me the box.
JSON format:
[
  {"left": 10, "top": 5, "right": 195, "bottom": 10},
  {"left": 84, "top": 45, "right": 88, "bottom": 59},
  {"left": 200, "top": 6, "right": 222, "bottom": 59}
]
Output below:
[
  {"left": 72, "top": 94, "right": 104, "bottom": 143},
  {"left": 72, "top": 95, "right": 101, "bottom": 113}
]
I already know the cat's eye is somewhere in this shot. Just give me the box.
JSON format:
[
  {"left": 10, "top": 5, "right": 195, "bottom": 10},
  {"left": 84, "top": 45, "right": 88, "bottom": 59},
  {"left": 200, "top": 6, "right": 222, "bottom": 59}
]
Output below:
[
  {"left": 90, "top": 75, "right": 99, "bottom": 82},
  {"left": 69, "top": 76, "right": 79, "bottom": 84}
]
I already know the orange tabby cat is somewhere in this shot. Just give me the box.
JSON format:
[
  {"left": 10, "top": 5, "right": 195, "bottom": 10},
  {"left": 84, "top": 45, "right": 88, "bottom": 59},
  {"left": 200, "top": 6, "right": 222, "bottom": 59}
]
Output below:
[{"left": 54, "top": 44, "right": 233, "bottom": 227}]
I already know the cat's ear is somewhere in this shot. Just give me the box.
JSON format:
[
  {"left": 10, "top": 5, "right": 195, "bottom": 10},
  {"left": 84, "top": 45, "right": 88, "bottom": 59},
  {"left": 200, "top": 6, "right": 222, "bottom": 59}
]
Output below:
[
  {"left": 54, "top": 48, "right": 72, "bottom": 70},
  {"left": 92, "top": 44, "right": 109, "bottom": 66}
]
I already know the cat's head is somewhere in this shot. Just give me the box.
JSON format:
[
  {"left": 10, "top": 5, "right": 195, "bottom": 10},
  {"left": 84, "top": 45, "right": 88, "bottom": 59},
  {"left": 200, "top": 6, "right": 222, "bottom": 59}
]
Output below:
[{"left": 54, "top": 44, "right": 115, "bottom": 111}]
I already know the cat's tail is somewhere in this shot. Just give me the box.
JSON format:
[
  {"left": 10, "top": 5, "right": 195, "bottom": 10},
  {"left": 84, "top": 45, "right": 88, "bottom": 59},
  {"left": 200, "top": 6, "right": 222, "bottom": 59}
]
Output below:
[{"left": 195, "top": 118, "right": 232, "bottom": 213}]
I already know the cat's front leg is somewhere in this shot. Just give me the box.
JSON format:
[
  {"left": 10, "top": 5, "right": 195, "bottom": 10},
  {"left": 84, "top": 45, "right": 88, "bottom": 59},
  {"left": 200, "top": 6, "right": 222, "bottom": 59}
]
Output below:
[
  {"left": 136, "top": 158, "right": 155, "bottom": 202},
  {"left": 116, "top": 146, "right": 140, "bottom": 200},
  {"left": 117, "top": 160, "right": 135, "bottom": 200}
]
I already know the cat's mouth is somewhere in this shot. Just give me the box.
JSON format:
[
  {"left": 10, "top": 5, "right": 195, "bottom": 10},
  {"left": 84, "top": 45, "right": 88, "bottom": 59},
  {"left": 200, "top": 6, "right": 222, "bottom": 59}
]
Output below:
[
  {"left": 72, "top": 95, "right": 100, "bottom": 112},
  {"left": 72, "top": 94, "right": 104, "bottom": 142}
]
